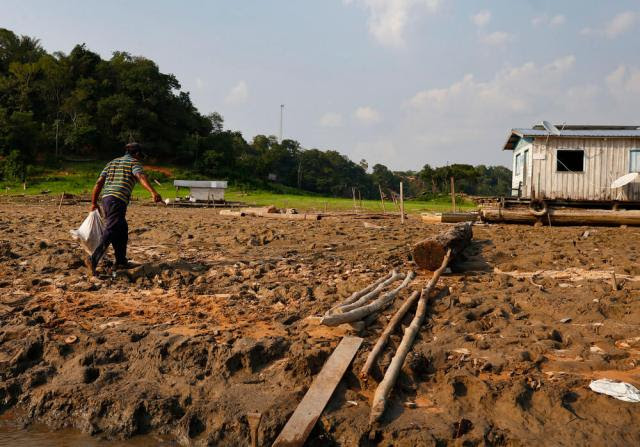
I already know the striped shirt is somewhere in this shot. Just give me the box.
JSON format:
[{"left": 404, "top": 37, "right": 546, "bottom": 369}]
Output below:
[{"left": 99, "top": 154, "right": 144, "bottom": 203}]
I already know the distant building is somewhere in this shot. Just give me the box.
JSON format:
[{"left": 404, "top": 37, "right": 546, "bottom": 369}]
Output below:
[{"left": 503, "top": 124, "right": 640, "bottom": 202}]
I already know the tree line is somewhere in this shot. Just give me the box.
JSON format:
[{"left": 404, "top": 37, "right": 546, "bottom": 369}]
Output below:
[{"left": 0, "top": 28, "right": 511, "bottom": 198}]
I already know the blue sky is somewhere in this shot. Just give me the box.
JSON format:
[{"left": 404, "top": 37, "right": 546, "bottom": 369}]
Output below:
[{"left": 2, "top": 0, "right": 640, "bottom": 169}]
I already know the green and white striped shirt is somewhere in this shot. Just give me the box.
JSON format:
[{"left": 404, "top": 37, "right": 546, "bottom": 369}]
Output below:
[{"left": 99, "top": 154, "right": 144, "bottom": 203}]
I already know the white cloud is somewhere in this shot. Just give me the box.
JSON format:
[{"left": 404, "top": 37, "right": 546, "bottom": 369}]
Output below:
[
  {"left": 581, "top": 11, "right": 637, "bottom": 38},
  {"left": 319, "top": 112, "right": 343, "bottom": 127},
  {"left": 344, "top": 0, "right": 443, "bottom": 47},
  {"left": 225, "top": 80, "right": 249, "bottom": 105},
  {"left": 532, "top": 14, "right": 566, "bottom": 28},
  {"left": 606, "top": 65, "right": 640, "bottom": 95},
  {"left": 471, "top": 10, "right": 491, "bottom": 27},
  {"left": 354, "top": 106, "right": 381, "bottom": 124},
  {"left": 402, "top": 56, "right": 581, "bottom": 164},
  {"left": 480, "top": 31, "right": 513, "bottom": 47}
]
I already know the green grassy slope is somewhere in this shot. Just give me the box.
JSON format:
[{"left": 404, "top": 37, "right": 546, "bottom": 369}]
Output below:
[{"left": 0, "top": 162, "right": 476, "bottom": 213}]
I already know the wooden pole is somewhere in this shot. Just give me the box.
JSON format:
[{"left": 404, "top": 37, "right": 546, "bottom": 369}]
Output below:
[
  {"left": 58, "top": 191, "right": 65, "bottom": 211},
  {"left": 352, "top": 187, "right": 358, "bottom": 213},
  {"left": 378, "top": 184, "right": 386, "bottom": 214},
  {"left": 358, "top": 189, "right": 363, "bottom": 210},
  {"left": 450, "top": 176, "right": 456, "bottom": 213},
  {"left": 400, "top": 182, "right": 405, "bottom": 224}
]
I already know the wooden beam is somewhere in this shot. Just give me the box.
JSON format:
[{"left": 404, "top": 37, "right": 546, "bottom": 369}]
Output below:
[{"left": 273, "top": 336, "right": 363, "bottom": 447}]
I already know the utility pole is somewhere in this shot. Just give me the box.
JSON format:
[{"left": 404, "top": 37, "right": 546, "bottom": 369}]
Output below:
[{"left": 279, "top": 104, "right": 284, "bottom": 142}]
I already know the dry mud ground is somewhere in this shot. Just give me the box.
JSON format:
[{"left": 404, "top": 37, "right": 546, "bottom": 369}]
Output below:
[{"left": 2, "top": 202, "right": 640, "bottom": 446}]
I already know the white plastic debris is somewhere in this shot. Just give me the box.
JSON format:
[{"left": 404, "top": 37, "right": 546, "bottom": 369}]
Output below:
[
  {"left": 70, "top": 210, "right": 105, "bottom": 254},
  {"left": 589, "top": 379, "right": 640, "bottom": 403}
]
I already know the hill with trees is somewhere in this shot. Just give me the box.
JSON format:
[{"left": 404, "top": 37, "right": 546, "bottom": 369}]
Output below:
[{"left": 0, "top": 28, "right": 511, "bottom": 199}]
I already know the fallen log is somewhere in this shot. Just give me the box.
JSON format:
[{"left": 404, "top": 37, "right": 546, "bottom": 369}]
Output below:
[
  {"left": 369, "top": 250, "right": 452, "bottom": 424},
  {"left": 481, "top": 206, "right": 640, "bottom": 226},
  {"left": 494, "top": 266, "right": 640, "bottom": 282},
  {"left": 421, "top": 212, "right": 478, "bottom": 224},
  {"left": 321, "top": 272, "right": 415, "bottom": 326},
  {"left": 258, "top": 212, "right": 322, "bottom": 221},
  {"left": 412, "top": 222, "right": 472, "bottom": 270},
  {"left": 219, "top": 210, "right": 245, "bottom": 217}
]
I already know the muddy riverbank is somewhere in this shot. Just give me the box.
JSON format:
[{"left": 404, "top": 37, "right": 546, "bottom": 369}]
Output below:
[{"left": 2, "top": 203, "right": 640, "bottom": 445}]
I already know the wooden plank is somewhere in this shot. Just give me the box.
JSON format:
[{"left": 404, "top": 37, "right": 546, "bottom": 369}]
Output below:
[{"left": 273, "top": 336, "right": 363, "bottom": 447}]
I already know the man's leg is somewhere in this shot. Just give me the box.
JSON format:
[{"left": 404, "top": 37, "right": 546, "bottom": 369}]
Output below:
[
  {"left": 111, "top": 203, "right": 129, "bottom": 266},
  {"left": 88, "top": 196, "right": 124, "bottom": 272}
]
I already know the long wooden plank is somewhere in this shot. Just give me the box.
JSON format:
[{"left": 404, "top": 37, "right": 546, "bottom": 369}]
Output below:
[{"left": 272, "top": 336, "right": 363, "bottom": 447}]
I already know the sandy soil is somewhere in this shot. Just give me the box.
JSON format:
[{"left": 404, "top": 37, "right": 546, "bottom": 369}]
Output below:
[{"left": 2, "top": 202, "right": 640, "bottom": 446}]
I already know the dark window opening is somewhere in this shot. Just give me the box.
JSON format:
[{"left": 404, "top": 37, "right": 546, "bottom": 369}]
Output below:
[{"left": 556, "top": 150, "right": 584, "bottom": 172}]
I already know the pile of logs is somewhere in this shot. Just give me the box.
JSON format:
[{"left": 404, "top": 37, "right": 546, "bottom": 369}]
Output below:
[{"left": 320, "top": 222, "right": 473, "bottom": 425}]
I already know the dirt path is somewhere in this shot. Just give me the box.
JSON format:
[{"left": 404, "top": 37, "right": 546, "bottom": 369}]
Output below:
[{"left": 2, "top": 203, "right": 640, "bottom": 445}]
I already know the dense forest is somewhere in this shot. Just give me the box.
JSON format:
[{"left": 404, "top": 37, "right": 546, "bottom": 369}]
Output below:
[{"left": 0, "top": 28, "right": 511, "bottom": 198}]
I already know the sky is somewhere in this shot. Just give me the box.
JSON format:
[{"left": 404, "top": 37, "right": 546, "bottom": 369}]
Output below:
[{"left": 2, "top": 0, "right": 640, "bottom": 170}]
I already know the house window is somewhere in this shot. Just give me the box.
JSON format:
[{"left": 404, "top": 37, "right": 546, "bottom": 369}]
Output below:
[
  {"left": 630, "top": 149, "right": 640, "bottom": 172},
  {"left": 556, "top": 149, "right": 584, "bottom": 172},
  {"left": 515, "top": 153, "right": 522, "bottom": 175}
]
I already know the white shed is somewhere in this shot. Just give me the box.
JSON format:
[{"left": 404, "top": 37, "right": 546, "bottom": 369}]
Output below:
[
  {"left": 173, "top": 180, "right": 228, "bottom": 202},
  {"left": 503, "top": 124, "right": 640, "bottom": 202}
]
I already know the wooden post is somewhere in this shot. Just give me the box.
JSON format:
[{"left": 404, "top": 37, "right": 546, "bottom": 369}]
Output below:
[
  {"left": 400, "top": 182, "right": 405, "bottom": 224},
  {"left": 358, "top": 189, "right": 362, "bottom": 210},
  {"left": 450, "top": 176, "right": 456, "bottom": 213},
  {"left": 58, "top": 191, "right": 65, "bottom": 211},
  {"left": 352, "top": 187, "right": 358, "bottom": 213},
  {"left": 378, "top": 184, "right": 386, "bottom": 214},
  {"left": 324, "top": 201, "right": 328, "bottom": 213}
]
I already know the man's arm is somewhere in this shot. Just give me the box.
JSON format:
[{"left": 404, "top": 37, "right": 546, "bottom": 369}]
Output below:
[
  {"left": 91, "top": 177, "right": 106, "bottom": 211},
  {"left": 135, "top": 172, "right": 163, "bottom": 203}
]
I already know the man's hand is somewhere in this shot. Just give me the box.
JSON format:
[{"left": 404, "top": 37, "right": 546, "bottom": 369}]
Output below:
[
  {"left": 152, "top": 192, "right": 163, "bottom": 203},
  {"left": 90, "top": 203, "right": 99, "bottom": 211}
]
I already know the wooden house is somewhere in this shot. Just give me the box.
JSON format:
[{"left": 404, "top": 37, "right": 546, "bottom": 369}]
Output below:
[{"left": 503, "top": 124, "right": 640, "bottom": 202}]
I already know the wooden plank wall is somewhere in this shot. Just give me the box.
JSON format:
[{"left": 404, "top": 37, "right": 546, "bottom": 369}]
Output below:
[{"left": 530, "top": 137, "right": 640, "bottom": 201}]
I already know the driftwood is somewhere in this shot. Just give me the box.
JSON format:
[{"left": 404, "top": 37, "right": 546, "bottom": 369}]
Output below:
[
  {"left": 481, "top": 206, "right": 640, "bottom": 226},
  {"left": 321, "top": 272, "right": 415, "bottom": 326},
  {"left": 494, "top": 267, "right": 640, "bottom": 283},
  {"left": 327, "top": 271, "right": 396, "bottom": 315},
  {"left": 369, "top": 250, "right": 452, "bottom": 424},
  {"left": 219, "top": 210, "right": 246, "bottom": 217},
  {"left": 412, "top": 222, "right": 472, "bottom": 271},
  {"left": 359, "top": 290, "right": 420, "bottom": 379},
  {"left": 337, "top": 272, "right": 404, "bottom": 314}
]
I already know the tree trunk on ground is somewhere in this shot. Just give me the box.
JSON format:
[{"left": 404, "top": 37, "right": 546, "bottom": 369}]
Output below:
[{"left": 412, "top": 222, "right": 472, "bottom": 270}]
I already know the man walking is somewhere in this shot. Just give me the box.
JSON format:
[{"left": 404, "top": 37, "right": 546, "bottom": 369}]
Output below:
[{"left": 86, "top": 142, "right": 162, "bottom": 275}]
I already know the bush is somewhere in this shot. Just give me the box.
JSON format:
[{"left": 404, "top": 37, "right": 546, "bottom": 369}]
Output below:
[{"left": 3, "top": 150, "right": 26, "bottom": 181}]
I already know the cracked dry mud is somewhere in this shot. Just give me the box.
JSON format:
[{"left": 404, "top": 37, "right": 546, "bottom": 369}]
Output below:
[{"left": 2, "top": 202, "right": 640, "bottom": 446}]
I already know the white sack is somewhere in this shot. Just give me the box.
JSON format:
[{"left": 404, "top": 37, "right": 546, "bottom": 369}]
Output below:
[
  {"left": 589, "top": 379, "right": 640, "bottom": 403},
  {"left": 70, "top": 210, "right": 105, "bottom": 254}
]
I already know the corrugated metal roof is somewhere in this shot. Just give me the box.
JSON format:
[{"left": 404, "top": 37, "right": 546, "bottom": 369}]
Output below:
[
  {"left": 503, "top": 127, "right": 640, "bottom": 150},
  {"left": 513, "top": 128, "right": 640, "bottom": 137}
]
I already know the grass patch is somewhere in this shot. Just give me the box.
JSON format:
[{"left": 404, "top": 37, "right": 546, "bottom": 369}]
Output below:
[{"left": 0, "top": 161, "right": 476, "bottom": 213}]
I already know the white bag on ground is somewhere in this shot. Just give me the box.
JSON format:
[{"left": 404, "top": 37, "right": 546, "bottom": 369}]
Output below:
[
  {"left": 589, "top": 379, "right": 640, "bottom": 403},
  {"left": 70, "top": 210, "right": 105, "bottom": 254}
]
